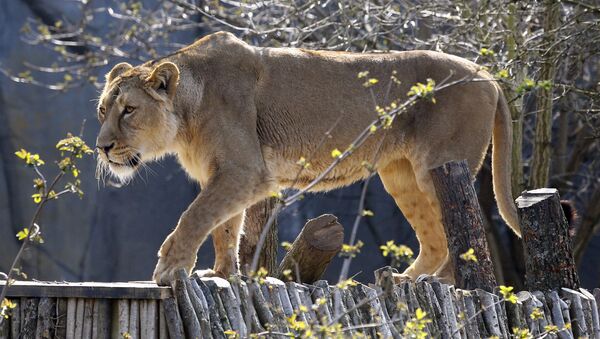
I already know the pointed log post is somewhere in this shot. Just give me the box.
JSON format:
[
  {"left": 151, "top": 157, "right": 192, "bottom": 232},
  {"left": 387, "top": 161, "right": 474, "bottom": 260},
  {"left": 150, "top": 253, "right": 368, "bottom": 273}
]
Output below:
[
  {"left": 276, "top": 214, "right": 344, "bottom": 283},
  {"left": 516, "top": 188, "right": 580, "bottom": 291},
  {"left": 239, "top": 198, "right": 279, "bottom": 275},
  {"left": 430, "top": 160, "right": 497, "bottom": 292}
]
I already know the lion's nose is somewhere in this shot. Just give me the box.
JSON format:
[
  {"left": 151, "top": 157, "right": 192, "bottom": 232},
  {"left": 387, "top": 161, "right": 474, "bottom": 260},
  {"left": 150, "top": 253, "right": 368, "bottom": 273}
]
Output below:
[{"left": 97, "top": 142, "right": 115, "bottom": 154}]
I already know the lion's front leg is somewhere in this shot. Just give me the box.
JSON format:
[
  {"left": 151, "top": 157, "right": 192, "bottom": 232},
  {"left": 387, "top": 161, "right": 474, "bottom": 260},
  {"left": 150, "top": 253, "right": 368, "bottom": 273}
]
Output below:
[{"left": 152, "top": 170, "right": 274, "bottom": 285}]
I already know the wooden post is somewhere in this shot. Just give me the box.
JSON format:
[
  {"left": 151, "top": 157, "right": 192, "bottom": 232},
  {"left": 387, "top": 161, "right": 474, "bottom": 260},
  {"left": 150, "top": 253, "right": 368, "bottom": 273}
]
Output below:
[
  {"left": 276, "top": 214, "right": 344, "bottom": 283},
  {"left": 239, "top": 198, "right": 279, "bottom": 275},
  {"left": 430, "top": 160, "right": 497, "bottom": 292},
  {"left": 516, "top": 188, "right": 580, "bottom": 291}
]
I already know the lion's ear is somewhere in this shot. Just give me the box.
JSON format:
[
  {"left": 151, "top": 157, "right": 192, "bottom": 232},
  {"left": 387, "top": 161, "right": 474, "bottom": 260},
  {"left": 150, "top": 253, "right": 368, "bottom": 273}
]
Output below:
[
  {"left": 106, "top": 62, "right": 133, "bottom": 83},
  {"left": 145, "top": 62, "right": 180, "bottom": 100}
]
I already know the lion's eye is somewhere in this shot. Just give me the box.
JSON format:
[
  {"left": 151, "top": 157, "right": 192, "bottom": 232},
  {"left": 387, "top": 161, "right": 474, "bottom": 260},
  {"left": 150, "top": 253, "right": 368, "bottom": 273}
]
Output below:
[
  {"left": 123, "top": 106, "right": 136, "bottom": 115},
  {"left": 98, "top": 107, "right": 106, "bottom": 118}
]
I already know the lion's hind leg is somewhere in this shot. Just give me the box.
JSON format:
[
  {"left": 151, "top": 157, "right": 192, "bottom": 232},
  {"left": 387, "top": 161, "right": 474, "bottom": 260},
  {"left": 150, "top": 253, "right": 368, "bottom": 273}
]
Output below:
[
  {"left": 378, "top": 158, "right": 448, "bottom": 282},
  {"left": 196, "top": 213, "right": 244, "bottom": 279}
]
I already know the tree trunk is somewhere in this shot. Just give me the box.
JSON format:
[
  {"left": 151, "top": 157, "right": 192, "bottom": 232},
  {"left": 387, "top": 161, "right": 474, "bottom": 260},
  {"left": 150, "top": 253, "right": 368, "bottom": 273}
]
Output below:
[
  {"left": 504, "top": 2, "right": 526, "bottom": 198},
  {"left": 430, "top": 160, "right": 497, "bottom": 292},
  {"left": 516, "top": 188, "right": 580, "bottom": 291},
  {"left": 239, "top": 198, "right": 278, "bottom": 275},
  {"left": 529, "top": 0, "right": 560, "bottom": 189},
  {"left": 277, "top": 214, "right": 343, "bottom": 283}
]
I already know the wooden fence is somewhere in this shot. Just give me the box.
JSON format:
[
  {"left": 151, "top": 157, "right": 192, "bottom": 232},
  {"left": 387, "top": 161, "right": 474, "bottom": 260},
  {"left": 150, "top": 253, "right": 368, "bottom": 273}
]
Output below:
[{"left": 1, "top": 271, "right": 600, "bottom": 338}]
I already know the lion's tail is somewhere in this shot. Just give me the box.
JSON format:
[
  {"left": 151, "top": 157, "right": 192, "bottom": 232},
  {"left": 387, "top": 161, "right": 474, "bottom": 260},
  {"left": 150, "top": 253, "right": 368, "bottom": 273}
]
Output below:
[{"left": 492, "top": 84, "right": 521, "bottom": 237}]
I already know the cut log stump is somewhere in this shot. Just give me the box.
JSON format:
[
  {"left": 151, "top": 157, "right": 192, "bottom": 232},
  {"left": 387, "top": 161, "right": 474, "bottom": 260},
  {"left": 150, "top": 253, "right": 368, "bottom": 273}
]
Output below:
[
  {"left": 430, "top": 160, "right": 497, "bottom": 292},
  {"left": 277, "top": 214, "right": 343, "bottom": 283},
  {"left": 516, "top": 188, "right": 580, "bottom": 291}
]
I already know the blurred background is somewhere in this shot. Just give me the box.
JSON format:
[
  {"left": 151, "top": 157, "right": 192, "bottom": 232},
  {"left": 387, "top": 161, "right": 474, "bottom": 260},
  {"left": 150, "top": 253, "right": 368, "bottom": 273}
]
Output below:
[{"left": 0, "top": 0, "right": 599, "bottom": 289}]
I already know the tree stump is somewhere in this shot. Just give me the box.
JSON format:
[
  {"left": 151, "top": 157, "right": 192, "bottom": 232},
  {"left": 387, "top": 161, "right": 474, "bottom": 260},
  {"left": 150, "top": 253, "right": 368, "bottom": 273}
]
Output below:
[
  {"left": 516, "top": 188, "right": 580, "bottom": 291},
  {"left": 277, "top": 214, "right": 343, "bottom": 283},
  {"left": 430, "top": 160, "right": 497, "bottom": 292},
  {"left": 239, "top": 198, "right": 279, "bottom": 275}
]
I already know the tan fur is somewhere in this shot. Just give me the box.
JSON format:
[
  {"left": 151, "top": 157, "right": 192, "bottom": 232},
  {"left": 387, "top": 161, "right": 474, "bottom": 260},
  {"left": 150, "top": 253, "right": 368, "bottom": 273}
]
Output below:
[{"left": 95, "top": 31, "right": 519, "bottom": 285}]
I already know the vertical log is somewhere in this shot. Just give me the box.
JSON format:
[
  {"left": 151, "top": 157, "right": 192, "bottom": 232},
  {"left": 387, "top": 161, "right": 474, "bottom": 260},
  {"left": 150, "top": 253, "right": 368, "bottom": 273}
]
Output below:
[
  {"left": 91, "top": 299, "right": 110, "bottom": 339},
  {"left": 55, "top": 298, "right": 67, "bottom": 339},
  {"left": 158, "top": 301, "right": 168, "bottom": 339},
  {"left": 162, "top": 298, "right": 184, "bottom": 339},
  {"left": 34, "top": 297, "right": 55, "bottom": 339},
  {"left": 65, "top": 298, "right": 76, "bottom": 339},
  {"left": 172, "top": 270, "right": 201, "bottom": 339},
  {"left": 239, "top": 198, "right": 279, "bottom": 275},
  {"left": 116, "top": 299, "right": 129, "bottom": 338},
  {"left": 21, "top": 298, "right": 39, "bottom": 339},
  {"left": 516, "top": 188, "right": 580, "bottom": 290},
  {"left": 82, "top": 299, "right": 93, "bottom": 339},
  {"left": 139, "top": 300, "right": 147, "bottom": 339},
  {"left": 73, "top": 299, "right": 84, "bottom": 338},
  {"left": 277, "top": 215, "right": 343, "bottom": 283},
  {"left": 145, "top": 300, "right": 158, "bottom": 339},
  {"left": 529, "top": 0, "right": 560, "bottom": 189},
  {"left": 0, "top": 311, "right": 9, "bottom": 339},
  {"left": 129, "top": 300, "right": 139, "bottom": 339},
  {"left": 430, "top": 160, "right": 497, "bottom": 292},
  {"left": 9, "top": 298, "right": 19, "bottom": 339}
]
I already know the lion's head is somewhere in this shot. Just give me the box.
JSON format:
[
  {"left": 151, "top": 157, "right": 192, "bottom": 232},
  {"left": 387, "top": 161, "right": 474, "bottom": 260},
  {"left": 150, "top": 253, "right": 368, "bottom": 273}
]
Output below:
[{"left": 96, "top": 61, "right": 180, "bottom": 183}]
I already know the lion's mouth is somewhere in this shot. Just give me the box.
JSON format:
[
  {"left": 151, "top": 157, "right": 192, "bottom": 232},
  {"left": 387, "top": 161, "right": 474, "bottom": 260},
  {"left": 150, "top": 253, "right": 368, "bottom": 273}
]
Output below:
[{"left": 108, "top": 154, "right": 141, "bottom": 168}]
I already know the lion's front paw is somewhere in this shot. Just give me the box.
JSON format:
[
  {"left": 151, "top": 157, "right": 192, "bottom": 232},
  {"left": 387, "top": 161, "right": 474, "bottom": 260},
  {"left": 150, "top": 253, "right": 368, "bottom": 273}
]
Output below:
[
  {"left": 152, "top": 235, "right": 197, "bottom": 285},
  {"left": 392, "top": 273, "right": 414, "bottom": 284}
]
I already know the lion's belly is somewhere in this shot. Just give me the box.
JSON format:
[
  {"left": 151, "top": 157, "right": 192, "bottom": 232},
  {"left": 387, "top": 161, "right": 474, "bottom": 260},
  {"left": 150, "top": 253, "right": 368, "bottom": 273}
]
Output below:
[{"left": 262, "top": 146, "right": 374, "bottom": 192}]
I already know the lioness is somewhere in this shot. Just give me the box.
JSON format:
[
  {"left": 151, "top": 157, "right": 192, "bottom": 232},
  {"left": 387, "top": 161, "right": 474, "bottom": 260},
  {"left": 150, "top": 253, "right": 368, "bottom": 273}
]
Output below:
[{"left": 96, "top": 31, "right": 519, "bottom": 285}]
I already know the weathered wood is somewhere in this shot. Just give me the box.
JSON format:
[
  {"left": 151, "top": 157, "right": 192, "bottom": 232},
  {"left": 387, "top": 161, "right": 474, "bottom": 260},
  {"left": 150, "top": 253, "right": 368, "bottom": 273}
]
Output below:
[
  {"left": 140, "top": 300, "right": 147, "bottom": 339},
  {"left": 116, "top": 299, "right": 129, "bottom": 338},
  {"left": 277, "top": 214, "right": 343, "bottom": 284},
  {"left": 561, "top": 288, "right": 589, "bottom": 338},
  {"left": 9, "top": 298, "right": 19, "bottom": 339},
  {"left": 532, "top": 291, "right": 554, "bottom": 337},
  {"left": 330, "top": 287, "right": 354, "bottom": 335},
  {"left": 546, "top": 291, "right": 574, "bottom": 339},
  {"left": 162, "top": 298, "right": 184, "bottom": 339},
  {"left": 73, "top": 299, "right": 84, "bottom": 339},
  {"left": 145, "top": 300, "right": 158, "bottom": 339},
  {"left": 457, "top": 289, "right": 483, "bottom": 338},
  {"left": 21, "top": 298, "right": 39, "bottom": 339},
  {"left": 230, "top": 279, "right": 263, "bottom": 334},
  {"left": 158, "top": 301, "right": 168, "bottom": 339},
  {"left": 193, "top": 277, "right": 226, "bottom": 338},
  {"left": 188, "top": 279, "right": 214, "bottom": 338},
  {"left": 65, "top": 298, "right": 76, "bottom": 339},
  {"left": 34, "top": 297, "right": 55, "bottom": 339},
  {"left": 173, "top": 271, "right": 201, "bottom": 339},
  {"left": 81, "top": 299, "right": 93, "bottom": 339},
  {"left": 430, "top": 160, "right": 497, "bottom": 292},
  {"left": 55, "top": 298, "right": 67, "bottom": 339},
  {"left": 0, "top": 312, "right": 9, "bottom": 339},
  {"left": 246, "top": 280, "right": 276, "bottom": 332},
  {"left": 430, "top": 282, "right": 460, "bottom": 338},
  {"left": 239, "top": 198, "right": 279, "bottom": 275},
  {"left": 501, "top": 288, "right": 524, "bottom": 332},
  {"left": 516, "top": 188, "right": 580, "bottom": 290},
  {"left": 199, "top": 279, "right": 232, "bottom": 334},
  {"left": 91, "top": 299, "right": 110, "bottom": 339},
  {"left": 130, "top": 299, "right": 140, "bottom": 339},
  {"left": 0, "top": 281, "right": 171, "bottom": 300},
  {"left": 309, "top": 284, "right": 332, "bottom": 324},
  {"left": 370, "top": 284, "right": 402, "bottom": 339},
  {"left": 184, "top": 279, "right": 211, "bottom": 339},
  {"left": 580, "top": 288, "right": 600, "bottom": 338},
  {"left": 202, "top": 277, "right": 246, "bottom": 338}
]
